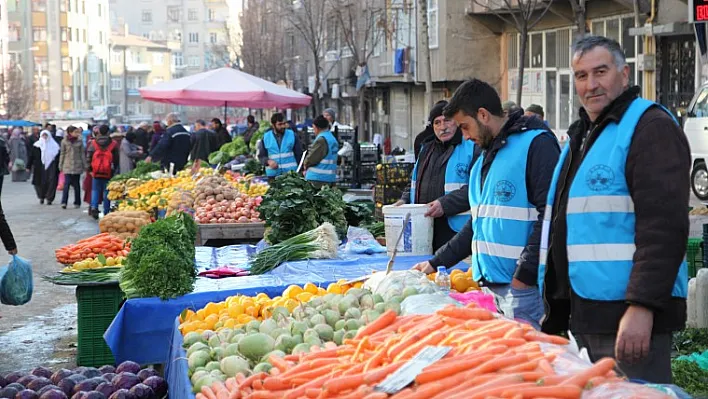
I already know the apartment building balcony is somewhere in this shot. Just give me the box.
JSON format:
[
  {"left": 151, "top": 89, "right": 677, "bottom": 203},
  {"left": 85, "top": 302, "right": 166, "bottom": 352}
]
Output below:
[{"left": 126, "top": 62, "right": 151, "bottom": 73}]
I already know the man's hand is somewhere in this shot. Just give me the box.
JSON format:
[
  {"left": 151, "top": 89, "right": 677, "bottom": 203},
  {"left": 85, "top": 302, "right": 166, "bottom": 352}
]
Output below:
[
  {"left": 8, "top": 248, "right": 17, "bottom": 255},
  {"left": 615, "top": 305, "right": 653, "bottom": 364},
  {"left": 412, "top": 261, "right": 434, "bottom": 274},
  {"left": 144, "top": 156, "right": 152, "bottom": 163},
  {"left": 511, "top": 278, "right": 530, "bottom": 290},
  {"left": 425, "top": 200, "right": 444, "bottom": 218},
  {"left": 393, "top": 200, "right": 405, "bottom": 207},
  {"left": 267, "top": 160, "right": 278, "bottom": 169}
]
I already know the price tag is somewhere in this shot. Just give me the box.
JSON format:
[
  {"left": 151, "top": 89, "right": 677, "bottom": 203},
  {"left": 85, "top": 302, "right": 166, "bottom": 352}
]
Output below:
[{"left": 375, "top": 346, "right": 451, "bottom": 394}]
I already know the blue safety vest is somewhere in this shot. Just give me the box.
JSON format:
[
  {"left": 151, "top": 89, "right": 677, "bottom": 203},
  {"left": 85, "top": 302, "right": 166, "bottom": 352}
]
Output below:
[
  {"left": 263, "top": 129, "right": 298, "bottom": 177},
  {"left": 410, "top": 139, "right": 475, "bottom": 232},
  {"left": 469, "top": 129, "right": 549, "bottom": 284},
  {"left": 305, "top": 130, "right": 339, "bottom": 183},
  {"left": 538, "top": 98, "right": 688, "bottom": 300}
]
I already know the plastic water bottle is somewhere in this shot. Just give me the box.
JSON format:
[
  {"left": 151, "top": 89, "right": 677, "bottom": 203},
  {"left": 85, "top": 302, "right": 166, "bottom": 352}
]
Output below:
[{"left": 435, "top": 266, "right": 451, "bottom": 292}]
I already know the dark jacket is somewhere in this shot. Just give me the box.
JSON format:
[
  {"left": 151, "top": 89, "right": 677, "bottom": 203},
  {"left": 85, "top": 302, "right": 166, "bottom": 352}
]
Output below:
[
  {"left": 134, "top": 127, "right": 150, "bottom": 154},
  {"left": 542, "top": 87, "right": 689, "bottom": 335},
  {"left": 150, "top": 124, "right": 192, "bottom": 171},
  {"left": 191, "top": 129, "right": 219, "bottom": 162},
  {"left": 243, "top": 122, "right": 260, "bottom": 147},
  {"left": 150, "top": 130, "right": 164, "bottom": 153},
  {"left": 257, "top": 129, "right": 304, "bottom": 167},
  {"left": 430, "top": 111, "right": 560, "bottom": 287},
  {"left": 214, "top": 126, "right": 232, "bottom": 149},
  {"left": 0, "top": 138, "right": 9, "bottom": 176},
  {"left": 400, "top": 130, "right": 480, "bottom": 252},
  {"left": 413, "top": 127, "right": 435, "bottom": 160},
  {"left": 27, "top": 135, "right": 43, "bottom": 185},
  {"left": 87, "top": 135, "right": 120, "bottom": 178},
  {"left": 0, "top": 201, "right": 16, "bottom": 252}
]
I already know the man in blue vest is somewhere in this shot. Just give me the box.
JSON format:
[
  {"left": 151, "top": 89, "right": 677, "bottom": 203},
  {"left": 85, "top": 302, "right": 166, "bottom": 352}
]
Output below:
[
  {"left": 397, "top": 100, "right": 478, "bottom": 252},
  {"left": 413, "top": 79, "right": 560, "bottom": 329},
  {"left": 304, "top": 115, "right": 339, "bottom": 189},
  {"left": 257, "top": 112, "right": 303, "bottom": 181},
  {"left": 539, "top": 36, "right": 689, "bottom": 383}
]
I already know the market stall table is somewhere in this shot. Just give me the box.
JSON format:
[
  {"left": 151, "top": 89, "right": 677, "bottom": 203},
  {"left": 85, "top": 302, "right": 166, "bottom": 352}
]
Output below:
[
  {"left": 195, "top": 222, "right": 266, "bottom": 245},
  {"left": 104, "top": 253, "right": 468, "bottom": 366}
]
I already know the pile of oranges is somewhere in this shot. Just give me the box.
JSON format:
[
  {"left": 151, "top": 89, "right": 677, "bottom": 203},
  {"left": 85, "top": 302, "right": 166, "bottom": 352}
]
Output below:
[
  {"left": 427, "top": 268, "right": 480, "bottom": 293},
  {"left": 178, "top": 280, "right": 364, "bottom": 335}
]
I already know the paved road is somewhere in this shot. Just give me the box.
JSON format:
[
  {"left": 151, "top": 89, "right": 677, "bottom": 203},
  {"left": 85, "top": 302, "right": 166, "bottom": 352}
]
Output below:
[{"left": 0, "top": 177, "right": 98, "bottom": 372}]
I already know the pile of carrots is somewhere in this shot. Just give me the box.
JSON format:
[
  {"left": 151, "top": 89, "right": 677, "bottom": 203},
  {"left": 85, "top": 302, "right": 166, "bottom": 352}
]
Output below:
[
  {"left": 195, "top": 304, "right": 642, "bottom": 399},
  {"left": 55, "top": 233, "right": 131, "bottom": 264}
]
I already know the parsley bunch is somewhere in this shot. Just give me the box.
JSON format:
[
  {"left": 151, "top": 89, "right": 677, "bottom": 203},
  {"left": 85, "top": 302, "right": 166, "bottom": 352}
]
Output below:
[{"left": 119, "top": 213, "right": 197, "bottom": 299}]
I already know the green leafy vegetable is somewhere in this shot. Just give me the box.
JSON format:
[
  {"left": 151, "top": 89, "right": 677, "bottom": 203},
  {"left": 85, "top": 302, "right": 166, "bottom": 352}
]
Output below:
[
  {"left": 363, "top": 221, "right": 384, "bottom": 238},
  {"left": 249, "top": 121, "right": 271, "bottom": 155},
  {"left": 110, "top": 161, "right": 162, "bottom": 182},
  {"left": 119, "top": 213, "right": 197, "bottom": 299},
  {"left": 43, "top": 268, "right": 122, "bottom": 285},
  {"left": 344, "top": 202, "right": 374, "bottom": 227},
  {"left": 243, "top": 159, "right": 264, "bottom": 176},
  {"left": 674, "top": 328, "right": 708, "bottom": 356},
  {"left": 672, "top": 359, "right": 708, "bottom": 397}
]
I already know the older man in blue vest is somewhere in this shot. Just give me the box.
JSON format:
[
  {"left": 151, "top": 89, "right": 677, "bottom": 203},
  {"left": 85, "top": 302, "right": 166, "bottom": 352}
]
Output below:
[
  {"left": 413, "top": 79, "right": 560, "bottom": 330},
  {"left": 397, "top": 100, "right": 478, "bottom": 252},
  {"left": 257, "top": 112, "right": 303, "bottom": 181},
  {"left": 539, "top": 36, "right": 689, "bottom": 383},
  {"left": 304, "top": 115, "right": 339, "bottom": 189}
]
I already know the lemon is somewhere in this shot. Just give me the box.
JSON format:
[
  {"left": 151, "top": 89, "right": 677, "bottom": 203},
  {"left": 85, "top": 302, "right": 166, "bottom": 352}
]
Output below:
[
  {"left": 303, "top": 282, "right": 318, "bottom": 295},
  {"left": 284, "top": 285, "right": 304, "bottom": 299},
  {"left": 296, "top": 292, "right": 314, "bottom": 302}
]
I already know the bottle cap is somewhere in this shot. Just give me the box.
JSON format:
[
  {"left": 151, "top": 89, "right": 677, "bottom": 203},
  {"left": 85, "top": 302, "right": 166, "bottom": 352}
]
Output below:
[{"left": 437, "top": 266, "right": 447, "bottom": 273}]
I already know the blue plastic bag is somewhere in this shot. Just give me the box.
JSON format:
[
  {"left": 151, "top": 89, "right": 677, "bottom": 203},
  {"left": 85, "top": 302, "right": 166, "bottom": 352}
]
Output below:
[{"left": 0, "top": 255, "right": 33, "bottom": 305}]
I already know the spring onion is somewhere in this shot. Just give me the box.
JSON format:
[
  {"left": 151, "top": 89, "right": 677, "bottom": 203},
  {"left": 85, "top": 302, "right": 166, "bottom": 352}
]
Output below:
[
  {"left": 249, "top": 223, "right": 339, "bottom": 275},
  {"left": 43, "top": 267, "right": 122, "bottom": 285}
]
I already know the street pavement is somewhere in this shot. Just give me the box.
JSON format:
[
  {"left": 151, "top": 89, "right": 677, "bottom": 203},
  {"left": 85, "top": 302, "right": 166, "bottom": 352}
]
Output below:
[{"left": 0, "top": 177, "right": 98, "bottom": 372}]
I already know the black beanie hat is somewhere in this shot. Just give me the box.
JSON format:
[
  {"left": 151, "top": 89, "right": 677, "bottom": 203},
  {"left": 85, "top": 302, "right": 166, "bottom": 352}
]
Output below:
[{"left": 428, "top": 100, "right": 449, "bottom": 125}]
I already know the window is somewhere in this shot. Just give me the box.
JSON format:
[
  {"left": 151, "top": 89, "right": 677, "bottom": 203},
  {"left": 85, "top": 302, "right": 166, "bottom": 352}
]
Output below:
[
  {"left": 60, "top": 0, "right": 67, "bottom": 12},
  {"left": 173, "top": 30, "right": 182, "bottom": 41},
  {"left": 111, "top": 50, "right": 121, "bottom": 64},
  {"left": 622, "top": 17, "right": 636, "bottom": 58},
  {"left": 9, "top": 23, "right": 21, "bottom": 42},
  {"left": 81, "top": 0, "right": 85, "bottom": 14},
  {"left": 153, "top": 52, "right": 164, "bottom": 65},
  {"left": 142, "top": 10, "right": 152, "bottom": 23},
  {"left": 210, "top": 32, "right": 218, "bottom": 44},
  {"left": 427, "top": 0, "right": 438, "bottom": 48},
  {"left": 507, "top": 33, "right": 518, "bottom": 68},
  {"left": 32, "top": 0, "right": 47, "bottom": 12},
  {"left": 173, "top": 52, "right": 184, "bottom": 67},
  {"left": 83, "top": 29, "right": 87, "bottom": 43},
  {"left": 60, "top": 27, "right": 68, "bottom": 42},
  {"left": 188, "top": 56, "right": 200, "bottom": 67},
  {"left": 68, "top": 0, "right": 71, "bottom": 11},
  {"left": 188, "top": 32, "right": 199, "bottom": 43},
  {"left": 62, "top": 57, "right": 70, "bottom": 72},
  {"left": 99, "top": 31, "right": 103, "bottom": 44},
  {"left": 691, "top": 88, "right": 708, "bottom": 117},
  {"left": 208, "top": 8, "right": 216, "bottom": 21},
  {"left": 545, "top": 31, "right": 556, "bottom": 68},
  {"left": 32, "top": 27, "right": 47, "bottom": 42},
  {"left": 73, "top": 28, "right": 78, "bottom": 41},
  {"left": 98, "top": 4, "right": 102, "bottom": 17},
  {"left": 63, "top": 86, "right": 72, "bottom": 101},
  {"left": 167, "top": 6, "right": 181, "bottom": 22},
  {"left": 111, "top": 77, "right": 122, "bottom": 90},
  {"left": 188, "top": 9, "right": 198, "bottom": 21},
  {"left": 326, "top": 20, "right": 338, "bottom": 52},
  {"left": 530, "top": 33, "right": 542, "bottom": 68}
]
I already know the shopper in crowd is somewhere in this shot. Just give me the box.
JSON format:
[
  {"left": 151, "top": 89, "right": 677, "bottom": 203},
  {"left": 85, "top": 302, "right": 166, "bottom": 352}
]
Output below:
[
  {"left": 396, "top": 101, "right": 478, "bottom": 252},
  {"left": 0, "top": 198, "right": 16, "bottom": 255},
  {"left": 303, "top": 115, "right": 339, "bottom": 189},
  {"left": 502, "top": 100, "right": 523, "bottom": 117},
  {"left": 146, "top": 113, "right": 191, "bottom": 172},
  {"left": 87, "top": 125, "right": 120, "bottom": 219},
  {"left": 8, "top": 128, "right": 29, "bottom": 183},
  {"left": 258, "top": 113, "right": 303, "bottom": 181},
  {"left": 191, "top": 119, "right": 218, "bottom": 163},
  {"left": 150, "top": 121, "right": 165, "bottom": 152},
  {"left": 120, "top": 131, "right": 144, "bottom": 174},
  {"left": 413, "top": 100, "right": 447, "bottom": 160},
  {"left": 412, "top": 79, "right": 560, "bottom": 330},
  {"left": 83, "top": 126, "right": 100, "bottom": 205},
  {"left": 29, "top": 130, "right": 61, "bottom": 205},
  {"left": 58, "top": 126, "right": 87, "bottom": 209},
  {"left": 539, "top": 36, "right": 689, "bottom": 384},
  {"left": 134, "top": 121, "right": 151, "bottom": 156},
  {"left": 211, "top": 118, "right": 232, "bottom": 148},
  {"left": 243, "top": 115, "right": 259, "bottom": 151},
  {"left": 0, "top": 133, "right": 9, "bottom": 195},
  {"left": 524, "top": 104, "right": 550, "bottom": 128}
]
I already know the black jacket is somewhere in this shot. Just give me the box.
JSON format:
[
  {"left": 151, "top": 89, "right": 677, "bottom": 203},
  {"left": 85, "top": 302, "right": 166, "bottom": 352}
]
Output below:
[
  {"left": 413, "top": 127, "right": 435, "bottom": 160},
  {"left": 134, "top": 128, "right": 150, "bottom": 153},
  {"left": 215, "top": 126, "right": 232, "bottom": 149},
  {"left": 191, "top": 129, "right": 219, "bottom": 162},
  {"left": 0, "top": 201, "right": 16, "bottom": 252},
  {"left": 150, "top": 124, "right": 192, "bottom": 171},
  {"left": 430, "top": 111, "right": 560, "bottom": 287},
  {"left": 542, "top": 87, "right": 689, "bottom": 335}
]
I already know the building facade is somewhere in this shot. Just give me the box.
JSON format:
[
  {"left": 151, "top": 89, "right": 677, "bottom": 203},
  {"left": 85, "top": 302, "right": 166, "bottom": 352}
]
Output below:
[
  {"left": 109, "top": 32, "right": 175, "bottom": 123},
  {"left": 6, "top": 0, "right": 110, "bottom": 115}
]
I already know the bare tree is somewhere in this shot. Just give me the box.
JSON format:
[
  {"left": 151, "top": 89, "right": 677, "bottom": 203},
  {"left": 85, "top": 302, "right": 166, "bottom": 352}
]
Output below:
[
  {"left": 568, "top": 0, "right": 587, "bottom": 39},
  {"left": 209, "top": 21, "right": 241, "bottom": 68},
  {"left": 282, "top": 0, "right": 327, "bottom": 115},
  {"left": 417, "top": 0, "right": 433, "bottom": 112},
  {"left": 327, "top": 0, "right": 386, "bottom": 138},
  {"left": 473, "top": 0, "right": 555, "bottom": 105},
  {"left": 239, "top": 1, "right": 287, "bottom": 82},
  {"left": 0, "top": 62, "right": 35, "bottom": 120}
]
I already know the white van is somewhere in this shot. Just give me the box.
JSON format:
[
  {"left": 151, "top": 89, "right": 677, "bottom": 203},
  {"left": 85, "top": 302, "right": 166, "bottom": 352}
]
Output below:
[{"left": 684, "top": 86, "right": 708, "bottom": 200}]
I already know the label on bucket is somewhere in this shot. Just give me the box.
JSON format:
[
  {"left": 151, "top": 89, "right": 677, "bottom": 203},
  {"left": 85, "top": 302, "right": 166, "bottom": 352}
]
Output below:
[{"left": 386, "top": 216, "right": 412, "bottom": 252}]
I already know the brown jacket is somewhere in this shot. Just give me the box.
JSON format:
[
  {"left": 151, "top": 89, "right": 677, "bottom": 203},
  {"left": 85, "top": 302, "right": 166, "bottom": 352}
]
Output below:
[
  {"left": 59, "top": 138, "right": 87, "bottom": 175},
  {"left": 542, "top": 87, "right": 689, "bottom": 335}
]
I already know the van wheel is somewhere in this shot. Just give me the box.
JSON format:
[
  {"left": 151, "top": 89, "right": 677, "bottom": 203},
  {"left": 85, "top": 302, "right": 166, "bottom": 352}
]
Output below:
[{"left": 692, "top": 162, "right": 708, "bottom": 201}]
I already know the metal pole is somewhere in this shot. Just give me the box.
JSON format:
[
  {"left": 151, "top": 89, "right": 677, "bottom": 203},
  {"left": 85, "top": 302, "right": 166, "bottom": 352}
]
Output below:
[{"left": 224, "top": 101, "right": 227, "bottom": 124}]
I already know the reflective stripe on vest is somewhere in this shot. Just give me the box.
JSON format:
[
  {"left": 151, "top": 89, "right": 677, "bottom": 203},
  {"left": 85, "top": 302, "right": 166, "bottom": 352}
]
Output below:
[
  {"left": 305, "top": 130, "right": 339, "bottom": 183},
  {"left": 469, "top": 129, "right": 551, "bottom": 284},
  {"left": 538, "top": 98, "right": 688, "bottom": 300},
  {"left": 409, "top": 139, "right": 475, "bottom": 232},
  {"left": 263, "top": 129, "right": 298, "bottom": 177}
]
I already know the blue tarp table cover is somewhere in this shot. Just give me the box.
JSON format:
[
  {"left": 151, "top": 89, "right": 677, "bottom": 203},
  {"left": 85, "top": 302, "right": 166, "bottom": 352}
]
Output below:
[
  {"left": 105, "top": 250, "right": 468, "bottom": 366},
  {"left": 166, "top": 318, "right": 197, "bottom": 399}
]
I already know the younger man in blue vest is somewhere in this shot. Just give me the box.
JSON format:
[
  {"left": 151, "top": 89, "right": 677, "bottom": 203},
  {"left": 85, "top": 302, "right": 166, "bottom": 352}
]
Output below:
[
  {"left": 397, "top": 100, "right": 478, "bottom": 252},
  {"left": 304, "top": 115, "right": 339, "bottom": 189},
  {"left": 413, "top": 79, "right": 560, "bottom": 330},
  {"left": 257, "top": 113, "right": 303, "bottom": 181},
  {"left": 539, "top": 36, "right": 689, "bottom": 383}
]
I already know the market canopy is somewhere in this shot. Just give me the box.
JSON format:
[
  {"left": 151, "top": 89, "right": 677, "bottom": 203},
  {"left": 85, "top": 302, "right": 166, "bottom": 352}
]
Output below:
[
  {"left": 0, "top": 120, "right": 41, "bottom": 127},
  {"left": 139, "top": 67, "right": 312, "bottom": 109}
]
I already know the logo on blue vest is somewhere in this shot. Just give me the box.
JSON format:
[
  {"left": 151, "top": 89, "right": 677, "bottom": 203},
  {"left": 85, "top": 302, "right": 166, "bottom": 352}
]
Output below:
[
  {"left": 586, "top": 165, "right": 615, "bottom": 191},
  {"left": 494, "top": 180, "right": 516, "bottom": 202},
  {"left": 455, "top": 163, "right": 468, "bottom": 179}
]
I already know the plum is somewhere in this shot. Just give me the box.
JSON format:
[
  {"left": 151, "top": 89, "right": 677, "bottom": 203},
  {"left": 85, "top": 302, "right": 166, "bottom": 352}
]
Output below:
[
  {"left": 27, "top": 378, "right": 53, "bottom": 392},
  {"left": 15, "top": 377, "right": 34, "bottom": 388},
  {"left": 97, "top": 367, "right": 114, "bottom": 376},
  {"left": 30, "top": 368, "right": 53, "bottom": 380},
  {"left": 139, "top": 378, "right": 165, "bottom": 399},
  {"left": 107, "top": 389, "right": 133, "bottom": 399},
  {"left": 95, "top": 382, "right": 115, "bottom": 398},
  {"left": 110, "top": 374, "right": 139, "bottom": 391},
  {"left": 4, "top": 373, "right": 26, "bottom": 384},
  {"left": 36, "top": 386, "right": 60, "bottom": 396},
  {"left": 38, "top": 389, "right": 68, "bottom": 399},
  {"left": 127, "top": 384, "right": 153, "bottom": 399},
  {"left": 15, "top": 389, "right": 39, "bottom": 399}
]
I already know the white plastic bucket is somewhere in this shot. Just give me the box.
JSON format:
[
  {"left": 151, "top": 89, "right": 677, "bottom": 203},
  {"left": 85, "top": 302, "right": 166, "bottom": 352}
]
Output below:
[{"left": 382, "top": 204, "right": 434, "bottom": 256}]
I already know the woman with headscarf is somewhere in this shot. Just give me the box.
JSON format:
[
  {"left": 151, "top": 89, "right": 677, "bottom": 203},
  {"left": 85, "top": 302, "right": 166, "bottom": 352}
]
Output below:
[
  {"left": 28, "top": 130, "right": 60, "bottom": 204},
  {"left": 8, "top": 128, "right": 29, "bottom": 182},
  {"left": 120, "top": 131, "right": 143, "bottom": 174}
]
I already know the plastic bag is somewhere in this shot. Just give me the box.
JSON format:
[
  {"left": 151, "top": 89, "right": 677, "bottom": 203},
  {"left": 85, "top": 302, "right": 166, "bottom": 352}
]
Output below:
[
  {"left": 363, "top": 270, "right": 443, "bottom": 301},
  {"left": 400, "top": 293, "right": 461, "bottom": 315},
  {"left": 0, "top": 255, "right": 33, "bottom": 306},
  {"left": 342, "top": 226, "right": 386, "bottom": 255},
  {"left": 449, "top": 290, "right": 498, "bottom": 313},
  {"left": 582, "top": 381, "right": 685, "bottom": 399},
  {"left": 676, "top": 349, "right": 708, "bottom": 370}
]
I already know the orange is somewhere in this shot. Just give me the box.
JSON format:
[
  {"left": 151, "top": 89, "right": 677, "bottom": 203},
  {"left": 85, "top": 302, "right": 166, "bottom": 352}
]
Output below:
[
  {"left": 256, "top": 293, "right": 270, "bottom": 301},
  {"left": 228, "top": 304, "right": 245, "bottom": 318},
  {"left": 450, "top": 269, "right": 463, "bottom": 278},
  {"left": 303, "top": 282, "right": 319, "bottom": 295},
  {"left": 284, "top": 299, "right": 298, "bottom": 313},
  {"left": 452, "top": 275, "right": 471, "bottom": 292},
  {"left": 284, "top": 285, "right": 304, "bottom": 299},
  {"left": 204, "top": 302, "right": 220, "bottom": 317},
  {"left": 326, "top": 283, "right": 342, "bottom": 294},
  {"left": 246, "top": 306, "right": 258, "bottom": 317},
  {"left": 296, "top": 292, "right": 314, "bottom": 302},
  {"left": 195, "top": 308, "right": 207, "bottom": 321},
  {"left": 353, "top": 282, "right": 364, "bottom": 289},
  {"left": 317, "top": 287, "right": 327, "bottom": 296},
  {"left": 180, "top": 309, "right": 195, "bottom": 323},
  {"left": 224, "top": 319, "right": 237, "bottom": 329}
]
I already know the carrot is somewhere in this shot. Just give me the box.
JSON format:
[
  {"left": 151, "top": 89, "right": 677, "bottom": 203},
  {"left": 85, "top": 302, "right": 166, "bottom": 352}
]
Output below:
[
  {"left": 269, "top": 354, "right": 290, "bottom": 372},
  {"left": 248, "top": 391, "right": 287, "bottom": 399},
  {"left": 300, "top": 348, "right": 342, "bottom": 360},
  {"left": 536, "top": 358, "right": 555, "bottom": 375},
  {"left": 305, "top": 388, "right": 320, "bottom": 398},
  {"left": 440, "top": 375, "right": 528, "bottom": 399},
  {"left": 397, "top": 315, "right": 434, "bottom": 333},
  {"left": 281, "top": 363, "right": 338, "bottom": 382},
  {"left": 352, "top": 336, "right": 370, "bottom": 361},
  {"left": 524, "top": 332, "right": 570, "bottom": 345},
  {"left": 536, "top": 374, "right": 567, "bottom": 386},
  {"left": 237, "top": 372, "right": 267, "bottom": 390},
  {"left": 282, "top": 370, "right": 342, "bottom": 399},
  {"left": 269, "top": 367, "right": 281, "bottom": 376},
  {"left": 503, "top": 327, "right": 525, "bottom": 339},
  {"left": 196, "top": 394, "right": 206, "bottom": 399},
  {"left": 363, "top": 346, "right": 387, "bottom": 372},
  {"left": 503, "top": 385, "right": 582, "bottom": 399},
  {"left": 337, "top": 385, "right": 375, "bottom": 399},
  {"left": 363, "top": 362, "right": 404, "bottom": 385},
  {"left": 387, "top": 320, "right": 444, "bottom": 360},
  {"left": 585, "top": 376, "right": 609, "bottom": 390},
  {"left": 356, "top": 309, "right": 398, "bottom": 338},
  {"left": 479, "top": 337, "right": 527, "bottom": 349},
  {"left": 283, "top": 354, "right": 301, "bottom": 362},
  {"left": 277, "top": 358, "right": 342, "bottom": 379},
  {"left": 441, "top": 316, "right": 468, "bottom": 326},
  {"left": 363, "top": 392, "right": 388, "bottom": 399},
  {"left": 415, "top": 354, "right": 496, "bottom": 385},
  {"left": 560, "top": 358, "right": 616, "bottom": 388},
  {"left": 262, "top": 377, "right": 292, "bottom": 391},
  {"left": 501, "top": 358, "right": 540, "bottom": 372},
  {"left": 394, "top": 330, "right": 446, "bottom": 362},
  {"left": 322, "top": 374, "right": 366, "bottom": 395},
  {"left": 225, "top": 377, "right": 238, "bottom": 392},
  {"left": 436, "top": 306, "right": 494, "bottom": 320},
  {"left": 201, "top": 385, "right": 218, "bottom": 399}
]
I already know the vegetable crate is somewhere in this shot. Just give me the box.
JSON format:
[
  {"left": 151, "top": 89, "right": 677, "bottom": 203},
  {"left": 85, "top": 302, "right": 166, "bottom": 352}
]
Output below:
[
  {"left": 376, "top": 163, "right": 414, "bottom": 186},
  {"left": 687, "top": 238, "right": 703, "bottom": 278},
  {"left": 76, "top": 284, "right": 125, "bottom": 367}
]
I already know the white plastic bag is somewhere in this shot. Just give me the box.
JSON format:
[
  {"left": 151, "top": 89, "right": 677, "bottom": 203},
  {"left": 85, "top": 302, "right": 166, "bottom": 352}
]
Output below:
[
  {"left": 363, "top": 270, "right": 443, "bottom": 301},
  {"left": 400, "top": 293, "right": 461, "bottom": 315}
]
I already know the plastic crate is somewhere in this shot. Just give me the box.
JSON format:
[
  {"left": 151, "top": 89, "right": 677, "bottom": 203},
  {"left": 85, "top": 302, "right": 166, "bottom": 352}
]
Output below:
[
  {"left": 76, "top": 284, "right": 125, "bottom": 367},
  {"left": 687, "top": 238, "right": 703, "bottom": 278},
  {"left": 375, "top": 184, "right": 405, "bottom": 205},
  {"left": 360, "top": 145, "right": 379, "bottom": 163},
  {"left": 376, "top": 163, "right": 414, "bottom": 186}
]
